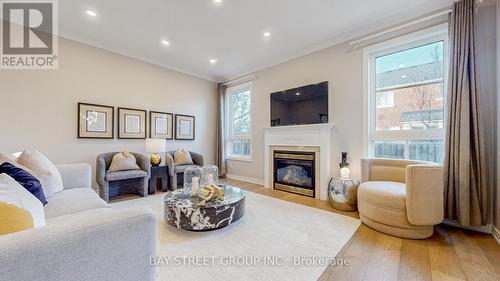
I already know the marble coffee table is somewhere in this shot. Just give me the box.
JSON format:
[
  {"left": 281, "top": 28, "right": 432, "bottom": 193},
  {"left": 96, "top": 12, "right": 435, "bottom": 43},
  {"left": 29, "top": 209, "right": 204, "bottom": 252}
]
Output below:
[{"left": 164, "top": 185, "right": 246, "bottom": 231}]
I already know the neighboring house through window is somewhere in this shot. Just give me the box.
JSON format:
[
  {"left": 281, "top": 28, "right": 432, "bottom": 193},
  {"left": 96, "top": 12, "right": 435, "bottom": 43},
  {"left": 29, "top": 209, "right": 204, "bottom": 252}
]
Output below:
[
  {"left": 376, "top": 91, "right": 395, "bottom": 108},
  {"left": 364, "top": 24, "right": 448, "bottom": 163},
  {"left": 226, "top": 82, "right": 252, "bottom": 160}
]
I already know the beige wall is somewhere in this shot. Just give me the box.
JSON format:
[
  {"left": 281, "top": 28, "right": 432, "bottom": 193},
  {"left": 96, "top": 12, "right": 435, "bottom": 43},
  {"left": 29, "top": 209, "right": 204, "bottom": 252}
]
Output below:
[{"left": 0, "top": 37, "right": 217, "bottom": 186}]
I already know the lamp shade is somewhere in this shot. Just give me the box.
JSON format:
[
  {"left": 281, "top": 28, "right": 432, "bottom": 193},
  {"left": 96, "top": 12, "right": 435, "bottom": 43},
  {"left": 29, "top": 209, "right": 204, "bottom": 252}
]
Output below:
[{"left": 145, "top": 138, "right": 166, "bottom": 153}]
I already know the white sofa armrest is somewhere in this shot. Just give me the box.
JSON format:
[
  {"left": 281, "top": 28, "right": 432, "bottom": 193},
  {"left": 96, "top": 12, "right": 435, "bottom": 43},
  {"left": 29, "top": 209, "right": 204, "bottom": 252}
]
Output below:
[
  {"left": 56, "top": 163, "right": 92, "bottom": 189},
  {"left": 0, "top": 207, "right": 157, "bottom": 281}
]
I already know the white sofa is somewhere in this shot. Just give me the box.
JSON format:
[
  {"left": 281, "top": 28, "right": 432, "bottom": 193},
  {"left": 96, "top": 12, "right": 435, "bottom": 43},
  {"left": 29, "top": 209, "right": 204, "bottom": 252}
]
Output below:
[{"left": 0, "top": 163, "right": 158, "bottom": 281}]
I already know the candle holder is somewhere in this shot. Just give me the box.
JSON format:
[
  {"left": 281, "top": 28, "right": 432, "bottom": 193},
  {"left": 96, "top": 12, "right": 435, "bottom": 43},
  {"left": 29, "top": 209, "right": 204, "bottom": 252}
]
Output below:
[
  {"left": 201, "top": 165, "right": 219, "bottom": 187},
  {"left": 183, "top": 166, "right": 203, "bottom": 194}
]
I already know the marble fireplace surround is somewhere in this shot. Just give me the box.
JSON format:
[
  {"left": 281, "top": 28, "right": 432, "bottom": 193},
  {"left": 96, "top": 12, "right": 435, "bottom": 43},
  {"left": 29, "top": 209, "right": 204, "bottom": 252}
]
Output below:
[{"left": 263, "top": 123, "right": 334, "bottom": 200}]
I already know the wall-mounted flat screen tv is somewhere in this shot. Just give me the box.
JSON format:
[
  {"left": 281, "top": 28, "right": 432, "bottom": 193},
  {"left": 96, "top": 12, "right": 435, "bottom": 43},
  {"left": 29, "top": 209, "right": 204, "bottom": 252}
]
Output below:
[{"left": 270, "top": 81, "right": 328, "bottom": 127}]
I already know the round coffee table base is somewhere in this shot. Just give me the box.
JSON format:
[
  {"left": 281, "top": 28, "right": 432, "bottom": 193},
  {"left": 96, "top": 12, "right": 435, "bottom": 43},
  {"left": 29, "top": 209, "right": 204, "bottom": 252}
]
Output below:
[
  {"left": 165, "top": 198, "right": 245, "bottom": 231},
  {"left": 164, "top": 186, "right": 246, "bottom": 231}
]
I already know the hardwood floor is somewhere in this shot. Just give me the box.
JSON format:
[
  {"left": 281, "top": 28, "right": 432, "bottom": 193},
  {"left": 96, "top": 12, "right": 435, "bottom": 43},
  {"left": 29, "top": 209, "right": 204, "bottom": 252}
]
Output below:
[{"left": 219, "top": 178, "right": 500, "bottom": 281}]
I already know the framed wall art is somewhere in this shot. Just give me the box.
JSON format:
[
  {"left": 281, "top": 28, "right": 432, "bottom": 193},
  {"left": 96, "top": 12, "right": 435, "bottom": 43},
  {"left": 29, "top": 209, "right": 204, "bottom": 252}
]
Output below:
[
  {"left": 78, "top": 102, "right": 114, "bottom": 139},
  {"left": 118, "top": 107, "right": 147, "bottom": 139},
  {"left": 150, "top": 111, "right": 173, "bottom": 140},
  {"left": 175, "top": 114, "right": 195, "bottom": 140}
]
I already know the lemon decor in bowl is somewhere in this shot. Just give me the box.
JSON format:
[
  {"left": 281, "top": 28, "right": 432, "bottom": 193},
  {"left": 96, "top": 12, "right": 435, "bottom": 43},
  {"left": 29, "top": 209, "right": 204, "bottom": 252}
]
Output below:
[{"left": 199, "top": 184, "right": 224, "bottom": 203}]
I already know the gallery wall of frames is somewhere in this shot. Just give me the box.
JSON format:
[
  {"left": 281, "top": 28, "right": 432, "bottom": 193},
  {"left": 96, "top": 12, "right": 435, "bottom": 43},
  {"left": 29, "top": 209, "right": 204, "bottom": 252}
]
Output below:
[{"left": 77, "top": 102, "right": 195, "bottom": 140}]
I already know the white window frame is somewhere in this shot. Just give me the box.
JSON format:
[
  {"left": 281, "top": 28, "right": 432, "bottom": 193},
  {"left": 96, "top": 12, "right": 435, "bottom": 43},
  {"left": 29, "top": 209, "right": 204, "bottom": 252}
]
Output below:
[
  {"left": 226, "top": 82, "right": 253, "bottom": 161},
  {"left": 363, "top": 23, "right": 449, "bottom": 158}
]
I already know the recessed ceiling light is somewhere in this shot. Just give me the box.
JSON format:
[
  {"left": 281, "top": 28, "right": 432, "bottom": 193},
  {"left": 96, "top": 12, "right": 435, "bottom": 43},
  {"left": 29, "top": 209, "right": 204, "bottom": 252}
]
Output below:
[
  {"left": 161, "top": 40, "right": 170, "bottom": 46},
  {"left": 401, "top": 75, "right": 407, "bottom": 78},
  {"left": 209, "top": 58, "right": 218, "bottom": 64},
  {"left": 264, "top": 32, "right": 271, "bottom": 37},
  {"left": 213, "top": 0, "right": 222, "bottom": 3},
  {"left": 86, "top": 10, "right": 97, "bottom": 17}
]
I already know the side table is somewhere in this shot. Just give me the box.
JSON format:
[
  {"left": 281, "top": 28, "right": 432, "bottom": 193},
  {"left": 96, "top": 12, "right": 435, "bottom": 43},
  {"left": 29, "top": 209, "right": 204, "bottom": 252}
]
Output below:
[
  {"left": 328, "top": 177, "right": 360, "bottom": 211},
  {"left": 149, "top": 165, "right": 169, "bottom": 194}
]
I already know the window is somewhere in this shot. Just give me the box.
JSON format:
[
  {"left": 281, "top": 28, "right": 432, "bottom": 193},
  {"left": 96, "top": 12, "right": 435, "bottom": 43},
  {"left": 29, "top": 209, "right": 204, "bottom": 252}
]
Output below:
[
  {"left": 365, "top": 25, "right": 448, "bottom": 163},
  {"left": 376, "top": 92, "right": 395, "bottom": 108},
  {"left": 227, "top": 82, "right": 252, "bottom": 160}
]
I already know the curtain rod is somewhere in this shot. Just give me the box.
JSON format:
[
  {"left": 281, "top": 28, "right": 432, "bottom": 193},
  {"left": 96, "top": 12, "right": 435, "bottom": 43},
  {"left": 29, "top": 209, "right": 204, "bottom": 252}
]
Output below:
[
  {"left": 223, "top": 74, "right": 256, "bottom": 86},
  {"left": 349, "top": 9, "right": 451, "bottom": 48}
]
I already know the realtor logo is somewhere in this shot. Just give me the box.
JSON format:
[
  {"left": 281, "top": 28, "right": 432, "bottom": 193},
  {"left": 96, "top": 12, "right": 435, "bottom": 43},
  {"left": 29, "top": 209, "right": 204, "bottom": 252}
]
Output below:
[{"left": 1, "top": 0, "right": 58, "bottom": 69}]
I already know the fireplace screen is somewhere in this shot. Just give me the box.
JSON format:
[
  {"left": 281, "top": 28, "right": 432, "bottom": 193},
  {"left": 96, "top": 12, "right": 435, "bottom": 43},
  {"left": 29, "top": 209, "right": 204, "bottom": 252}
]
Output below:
[{"left": 273, "top": 151, "right": 315, "bottom": 197}]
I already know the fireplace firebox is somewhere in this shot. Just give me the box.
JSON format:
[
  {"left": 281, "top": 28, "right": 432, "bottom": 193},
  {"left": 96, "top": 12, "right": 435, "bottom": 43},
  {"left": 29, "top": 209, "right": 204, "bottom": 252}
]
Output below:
[{"left": 273, "top": 150, "right": 315, "bottom": 197}]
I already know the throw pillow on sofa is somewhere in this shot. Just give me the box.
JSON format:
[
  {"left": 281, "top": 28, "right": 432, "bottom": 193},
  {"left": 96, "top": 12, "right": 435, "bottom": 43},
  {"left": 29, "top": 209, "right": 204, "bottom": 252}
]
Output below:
[
  {"left": 0, "top": 173, "right": 45, "bottom": 227},
  {"left": 108, "top": 151, "right": 140, "bottom": 172},
  {"left": 0, "top": 153, "right": 16, "bottom": 163},
  {"left": 0, "top": 162, "right": 47, "bottom": 205},
  {"left": 0, "top": 201, "right": 34, "bottom": 235},
  {"left": 16, "top": 150, "right": 64, "bottom": 197},
  {"left": 174, "top": 148, "right": 193, "bottom": 165},
  {"left": 0, "top": 152, "right": 59, "bottom": 198}
]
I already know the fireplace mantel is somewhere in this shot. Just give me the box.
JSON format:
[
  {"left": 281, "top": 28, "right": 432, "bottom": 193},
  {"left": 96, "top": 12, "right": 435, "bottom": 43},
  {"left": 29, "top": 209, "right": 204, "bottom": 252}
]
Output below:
[
  {"left": 263, "top": 123, "right": 334, "bottom": 200},
  {"left": 262, "top": 123, "right": 335, "bottom": 132}
]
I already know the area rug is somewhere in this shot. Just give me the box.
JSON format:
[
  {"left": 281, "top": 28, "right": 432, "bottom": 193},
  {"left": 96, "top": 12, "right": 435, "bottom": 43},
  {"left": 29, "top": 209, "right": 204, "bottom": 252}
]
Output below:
[{"left": 112, "top": 191, "right": 360, "bottom": 281}]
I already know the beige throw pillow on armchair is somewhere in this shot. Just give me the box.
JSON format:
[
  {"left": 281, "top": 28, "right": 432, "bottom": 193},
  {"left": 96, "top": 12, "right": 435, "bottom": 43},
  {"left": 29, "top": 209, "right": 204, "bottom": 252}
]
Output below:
[
  {"left": 108, "top": 151, "right": 141, "bottom": 172},
  {"left": 174, "top": 148, "right": 193, "bottom": 165}
]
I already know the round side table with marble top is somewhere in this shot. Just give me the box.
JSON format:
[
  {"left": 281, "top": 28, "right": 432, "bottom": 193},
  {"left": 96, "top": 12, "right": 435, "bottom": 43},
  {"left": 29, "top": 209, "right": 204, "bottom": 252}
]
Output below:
[{"left": 164, "top": 185, "right": 246, "bottom": 231}]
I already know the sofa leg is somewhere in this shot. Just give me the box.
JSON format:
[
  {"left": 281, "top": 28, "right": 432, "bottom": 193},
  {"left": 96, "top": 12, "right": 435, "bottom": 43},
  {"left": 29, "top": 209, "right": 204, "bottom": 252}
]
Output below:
[
  {"left": 138, "top": 179, "right": 148, "bottom": 197},
  {"left": 169, "top": 175, "right": 177, "bottom": 190}
]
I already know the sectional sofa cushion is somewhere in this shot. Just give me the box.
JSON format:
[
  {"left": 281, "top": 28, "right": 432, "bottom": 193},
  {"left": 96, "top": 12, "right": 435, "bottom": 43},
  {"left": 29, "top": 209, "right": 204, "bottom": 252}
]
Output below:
[
  {"left": 0, "top": 174, "right": 45, "bottom": 227},
  {"left": 0, "top": 201, "right": 34, "bottom": 235},
  {"left": 44, "top": 188, "right": 109, "bottom": 219},
  {"left": 108, "top": 151, "right": 141, "bottom": 172},
  {"left": 0, "top": 162, "right": 47, "bottom": 205},
  {"left": 16, "top": 150, "right": 64, "bottom": 197},
  {"left": 105, "top": 169, "right": 148, "bottom": 182}
]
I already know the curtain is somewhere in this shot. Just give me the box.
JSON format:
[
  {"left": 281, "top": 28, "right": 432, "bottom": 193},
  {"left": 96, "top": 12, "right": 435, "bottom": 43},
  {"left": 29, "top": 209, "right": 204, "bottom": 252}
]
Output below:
[
  {"left": 216, "top": 83, "right": 228, "bottom": 177},
  {"left": 444, "top": 0, "right": 487, "bottom": 226}
]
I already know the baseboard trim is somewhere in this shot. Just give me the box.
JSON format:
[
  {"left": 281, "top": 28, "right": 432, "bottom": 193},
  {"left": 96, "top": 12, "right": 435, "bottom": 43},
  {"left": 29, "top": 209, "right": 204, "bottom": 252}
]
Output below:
[
  {"left": 443, "top": 219, "right": 492, "bottom": 234},
  {"left": 226, "top": 174, "right": 264, "bottom": 185},
  {"left": 492, "top": 226, "right": 500, "bottom": 245}
]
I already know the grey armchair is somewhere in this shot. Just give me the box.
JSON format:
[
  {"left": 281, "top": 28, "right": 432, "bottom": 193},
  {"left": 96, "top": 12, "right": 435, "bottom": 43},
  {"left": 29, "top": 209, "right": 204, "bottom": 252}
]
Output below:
[
  {"left": 165, "top": 150, "right": 204, "bottom": 189},
  {"left": 96, "top": 152, "right": 151, "bottom": 202}
]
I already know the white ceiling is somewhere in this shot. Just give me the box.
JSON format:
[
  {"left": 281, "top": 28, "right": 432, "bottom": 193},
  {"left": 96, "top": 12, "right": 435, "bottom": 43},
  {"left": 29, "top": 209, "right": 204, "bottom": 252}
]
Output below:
[{"left": 58, "top": 0, "right": 453, "bottom": 82}]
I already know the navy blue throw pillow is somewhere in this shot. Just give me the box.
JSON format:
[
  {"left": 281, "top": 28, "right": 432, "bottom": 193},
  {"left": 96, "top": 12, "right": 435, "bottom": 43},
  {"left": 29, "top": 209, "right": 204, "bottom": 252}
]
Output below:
[{"left": 0, "top": 162, "right": 47, "bottom": 205}]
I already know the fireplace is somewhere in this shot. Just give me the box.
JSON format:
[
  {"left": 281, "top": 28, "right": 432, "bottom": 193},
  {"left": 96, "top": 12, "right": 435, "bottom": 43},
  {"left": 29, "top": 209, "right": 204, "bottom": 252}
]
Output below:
[{"left": 273, "top": 150, "right": 315, "bottom": 197}]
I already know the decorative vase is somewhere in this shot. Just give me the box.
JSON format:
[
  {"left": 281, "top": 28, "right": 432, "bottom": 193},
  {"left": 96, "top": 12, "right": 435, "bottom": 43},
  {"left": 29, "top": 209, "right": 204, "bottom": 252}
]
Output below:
[{"left": 150, "top": 153, "right": 161, "bottom": 166}]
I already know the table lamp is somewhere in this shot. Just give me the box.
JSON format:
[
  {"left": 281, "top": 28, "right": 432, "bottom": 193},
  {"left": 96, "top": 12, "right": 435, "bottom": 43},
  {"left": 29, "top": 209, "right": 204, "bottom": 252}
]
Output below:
[
  {"left": 145, "top": 138, "right": 166, "bottom": 166},
  {"left": 339, "top": 152, "right": 350, "bottom": 179}
]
